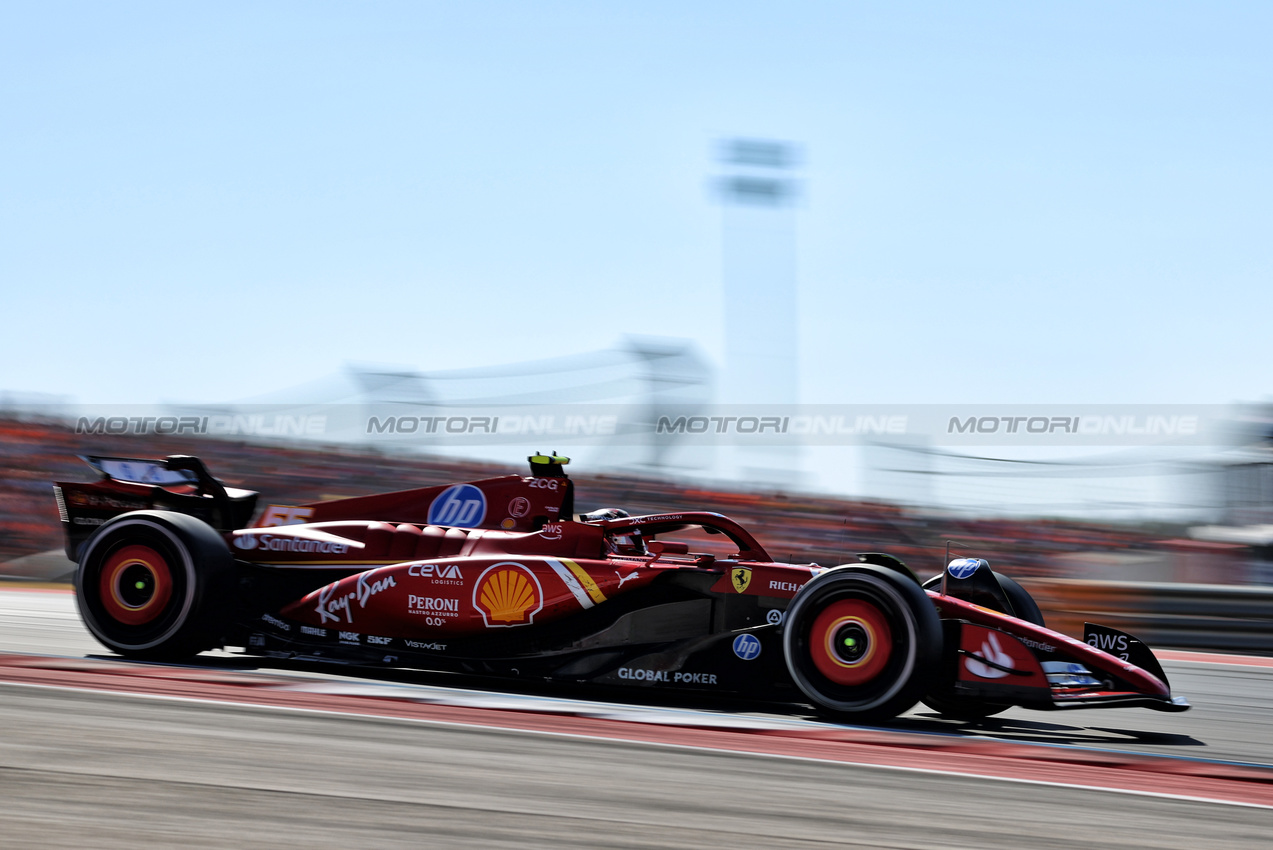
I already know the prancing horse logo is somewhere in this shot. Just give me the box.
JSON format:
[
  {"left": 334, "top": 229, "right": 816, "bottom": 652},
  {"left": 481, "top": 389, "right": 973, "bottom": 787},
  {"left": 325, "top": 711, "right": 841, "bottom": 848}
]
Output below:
[{"left": 731, "top": 567, "right": 752, "bottom": 594}]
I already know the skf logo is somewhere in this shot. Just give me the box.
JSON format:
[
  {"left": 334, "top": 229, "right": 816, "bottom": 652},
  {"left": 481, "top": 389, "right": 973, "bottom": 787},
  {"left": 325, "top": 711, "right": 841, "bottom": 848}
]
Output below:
[
  {"left": 428, "top": 484, "right": 487, "bottom": 528},
  {"left": 256, "top": 506, "right": 314, "bottom": 528},
  {"left": 474, "top": 562, "right": 543, "bottom": 627},
  {"left": 731, "top": 567, "right": 752, "bottom": 593}
]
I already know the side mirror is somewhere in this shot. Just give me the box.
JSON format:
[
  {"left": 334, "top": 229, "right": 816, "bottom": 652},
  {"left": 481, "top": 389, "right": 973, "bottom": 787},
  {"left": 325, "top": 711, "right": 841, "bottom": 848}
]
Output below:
[{"left": 647, "top": 541, "right": 690, "bottom": 556}]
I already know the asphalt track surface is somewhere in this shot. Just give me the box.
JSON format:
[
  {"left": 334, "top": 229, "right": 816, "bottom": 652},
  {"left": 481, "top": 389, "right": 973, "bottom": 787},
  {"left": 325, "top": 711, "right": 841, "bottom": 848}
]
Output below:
[{"left": 1, "top": 588, "right": 1271, "bottom": 848}]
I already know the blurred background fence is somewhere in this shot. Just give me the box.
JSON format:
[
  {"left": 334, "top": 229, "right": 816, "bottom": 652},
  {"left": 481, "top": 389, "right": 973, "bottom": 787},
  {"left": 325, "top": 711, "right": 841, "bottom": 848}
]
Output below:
[{"left": 1024, "top": 579, "right": 1273, "bottom": 653}]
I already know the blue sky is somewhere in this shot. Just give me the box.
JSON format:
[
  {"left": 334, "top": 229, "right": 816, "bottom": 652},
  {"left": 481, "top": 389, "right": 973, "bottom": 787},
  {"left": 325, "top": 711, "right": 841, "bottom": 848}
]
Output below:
[{"left": 3, "top": 1, "right": 1272, "bottom": 407}]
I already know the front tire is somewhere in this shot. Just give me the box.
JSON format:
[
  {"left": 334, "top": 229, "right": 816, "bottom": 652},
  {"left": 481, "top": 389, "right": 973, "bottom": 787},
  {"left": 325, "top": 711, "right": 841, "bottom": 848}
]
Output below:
[
  {"left": 920, "top": 570, "right": 1045, "bottom": 720},
  {"left": 75, "top": 511, "right": 234, "bottom": 660},
  {"left": 783, "top": 566, "right": 942, "bottom": 722}
]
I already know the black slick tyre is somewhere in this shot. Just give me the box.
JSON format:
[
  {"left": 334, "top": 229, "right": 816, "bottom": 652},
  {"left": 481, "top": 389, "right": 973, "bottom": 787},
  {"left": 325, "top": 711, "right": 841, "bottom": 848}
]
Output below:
[
  {"left": 74, "top": 511, "right": 234, "bottom": 660},
  {"left": 783, "top": 565, "right": 942, "bottom": 723}
]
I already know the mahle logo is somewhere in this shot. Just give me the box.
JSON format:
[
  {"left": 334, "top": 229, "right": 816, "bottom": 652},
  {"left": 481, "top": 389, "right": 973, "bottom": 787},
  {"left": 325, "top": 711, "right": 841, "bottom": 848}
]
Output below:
[{"left": 428, "top": 484, "right": 487, "bottom": 528}]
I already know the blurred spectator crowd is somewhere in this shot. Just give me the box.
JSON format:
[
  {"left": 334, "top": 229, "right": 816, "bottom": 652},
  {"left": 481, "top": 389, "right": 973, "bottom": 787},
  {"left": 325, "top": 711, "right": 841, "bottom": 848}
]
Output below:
[{"left": 0, "top": 416, "right": 1254, "bottom": 583}]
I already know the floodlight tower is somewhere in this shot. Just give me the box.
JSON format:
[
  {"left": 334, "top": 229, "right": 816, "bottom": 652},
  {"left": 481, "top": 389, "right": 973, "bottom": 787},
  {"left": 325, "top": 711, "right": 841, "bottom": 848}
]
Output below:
[{"left": 715, "top": 139, "right": 803, "bottom": 485}]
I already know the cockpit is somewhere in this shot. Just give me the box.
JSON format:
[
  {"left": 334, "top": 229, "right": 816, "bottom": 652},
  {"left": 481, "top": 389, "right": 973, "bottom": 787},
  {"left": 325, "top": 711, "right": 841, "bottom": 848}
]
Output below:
[{"left": 584, "top": 510, "right": 773, "bottom": 566}]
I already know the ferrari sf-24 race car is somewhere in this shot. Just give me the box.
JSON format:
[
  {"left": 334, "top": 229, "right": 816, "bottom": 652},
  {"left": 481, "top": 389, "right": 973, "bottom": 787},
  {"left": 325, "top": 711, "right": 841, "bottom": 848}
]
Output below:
[{"left": 54, "top": 453, "right": 1189, "bottom": 721}]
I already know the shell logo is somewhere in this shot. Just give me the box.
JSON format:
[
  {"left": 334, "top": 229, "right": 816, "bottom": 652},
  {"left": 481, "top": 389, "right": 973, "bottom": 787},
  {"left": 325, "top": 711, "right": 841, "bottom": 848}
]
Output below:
[{"left": 473, "top": 562, "right": 543, "bottom": 627}]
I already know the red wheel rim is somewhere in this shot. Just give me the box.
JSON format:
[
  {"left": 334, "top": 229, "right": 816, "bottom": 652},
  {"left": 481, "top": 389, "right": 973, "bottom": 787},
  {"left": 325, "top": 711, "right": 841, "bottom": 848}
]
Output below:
[
  {"left": 809, "top": 598, "right": 893, "bottom": 686},
  {"left": 99, "top": 544, "right": 174, "bottom": 625}
]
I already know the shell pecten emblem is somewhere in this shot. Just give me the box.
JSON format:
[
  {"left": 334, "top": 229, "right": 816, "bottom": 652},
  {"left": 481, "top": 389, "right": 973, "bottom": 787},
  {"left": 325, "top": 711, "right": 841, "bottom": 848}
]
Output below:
[{"left": 474, "top": 562, "right": 544, "bottom": 627}]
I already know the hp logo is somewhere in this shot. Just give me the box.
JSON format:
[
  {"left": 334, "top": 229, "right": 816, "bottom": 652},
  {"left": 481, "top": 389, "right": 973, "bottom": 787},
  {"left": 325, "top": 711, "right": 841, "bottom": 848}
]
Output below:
[
  {"left": 732, "top": 633, "right": 762, "bottom": 661},
  {"left": 947, "top": 558, "right": 985, "bottom": 580},
  {"left": 428, "top": 484, "right": 487, "bottom": 528}
]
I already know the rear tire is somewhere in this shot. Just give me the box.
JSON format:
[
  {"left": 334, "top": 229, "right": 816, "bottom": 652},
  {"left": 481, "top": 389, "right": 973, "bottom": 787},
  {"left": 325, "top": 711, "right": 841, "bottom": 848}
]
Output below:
[
  {"left": 783, "top": 566, "right": 942, "bottom": 722},
  {"left": 920, "top": 571, "right": 1045, "bottom": 720},
  {"left": 75, "top": 511, "right": 234, "bottom": 660}
]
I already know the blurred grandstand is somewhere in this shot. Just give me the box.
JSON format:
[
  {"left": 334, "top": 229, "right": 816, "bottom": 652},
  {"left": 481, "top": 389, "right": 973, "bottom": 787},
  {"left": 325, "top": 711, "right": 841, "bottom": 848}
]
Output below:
[
  {"left": 5, "top": 343, "right": 1273, "bottom": 590},
  {"left": 1, "top": 412, "right": 1257, "bottom": 585}
]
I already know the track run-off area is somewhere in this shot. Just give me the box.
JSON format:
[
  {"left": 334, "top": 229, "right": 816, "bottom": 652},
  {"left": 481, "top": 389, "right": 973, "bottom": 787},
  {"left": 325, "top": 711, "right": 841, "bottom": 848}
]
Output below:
[{"left": 1, "top": 586, "right": 1270, "bottom": 848}]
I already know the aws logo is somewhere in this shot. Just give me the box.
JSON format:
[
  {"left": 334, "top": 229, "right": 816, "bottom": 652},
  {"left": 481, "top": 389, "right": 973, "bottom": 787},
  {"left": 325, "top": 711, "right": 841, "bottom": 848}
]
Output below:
[
  {"left": 428, "top": 484, "right": 486, "bottom": 528},
  {"left": 473, "top": 562, "right": 543, "bottom": 627}
]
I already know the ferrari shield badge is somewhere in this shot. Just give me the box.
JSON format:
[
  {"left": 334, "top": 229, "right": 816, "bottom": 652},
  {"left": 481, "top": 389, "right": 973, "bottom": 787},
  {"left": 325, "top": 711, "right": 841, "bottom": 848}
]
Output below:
[{"left": 731, "top": 566, "right": 752, "bottom": 593}]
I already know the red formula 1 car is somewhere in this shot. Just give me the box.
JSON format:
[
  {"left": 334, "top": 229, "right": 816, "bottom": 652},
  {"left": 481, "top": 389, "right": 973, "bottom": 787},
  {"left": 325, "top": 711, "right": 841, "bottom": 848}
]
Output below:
[{"left": 54, "top": 453, "right": 1189, "bottom": 722}]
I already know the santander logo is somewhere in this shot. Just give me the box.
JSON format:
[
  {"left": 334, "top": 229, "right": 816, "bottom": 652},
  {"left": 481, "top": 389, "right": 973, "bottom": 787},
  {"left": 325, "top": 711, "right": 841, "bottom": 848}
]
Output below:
[{"left": 965, "top": 631, "right": 1014, "bottom": 679}]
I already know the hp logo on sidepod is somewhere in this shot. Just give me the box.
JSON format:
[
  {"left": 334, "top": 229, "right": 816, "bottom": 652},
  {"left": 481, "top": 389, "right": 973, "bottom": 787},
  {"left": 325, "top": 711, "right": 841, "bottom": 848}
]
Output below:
[{"left": 733, "top": 633, "right": 762, "bottom": 661}]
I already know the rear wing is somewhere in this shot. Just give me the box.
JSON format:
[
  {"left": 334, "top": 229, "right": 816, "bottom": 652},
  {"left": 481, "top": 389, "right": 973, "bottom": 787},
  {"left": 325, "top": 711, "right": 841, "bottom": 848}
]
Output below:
[{"left": 54, "top": 455, "right": 258, "bottom": 561}]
